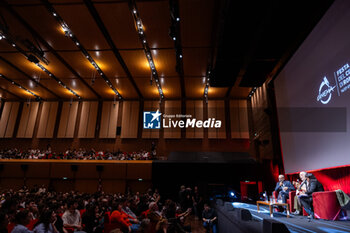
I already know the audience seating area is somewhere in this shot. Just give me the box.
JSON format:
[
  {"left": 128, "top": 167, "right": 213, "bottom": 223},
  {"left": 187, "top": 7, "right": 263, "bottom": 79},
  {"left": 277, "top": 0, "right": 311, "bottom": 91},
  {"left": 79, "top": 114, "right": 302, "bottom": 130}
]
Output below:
[{"left": 0, "top": 148, "right": 153, "bottom": 160}]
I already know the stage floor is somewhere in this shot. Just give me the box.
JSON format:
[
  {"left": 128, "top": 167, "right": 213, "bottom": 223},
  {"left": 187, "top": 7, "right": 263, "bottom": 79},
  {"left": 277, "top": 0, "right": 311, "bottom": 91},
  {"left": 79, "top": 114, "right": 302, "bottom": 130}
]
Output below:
[{"left": 231, "top": 202, "right": 350, "bottom": 233}]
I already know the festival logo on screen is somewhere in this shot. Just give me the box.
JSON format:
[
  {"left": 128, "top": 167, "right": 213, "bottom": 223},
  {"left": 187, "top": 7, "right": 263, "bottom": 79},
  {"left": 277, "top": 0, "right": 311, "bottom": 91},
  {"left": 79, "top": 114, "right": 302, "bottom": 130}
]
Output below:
[
  {"left": 143, "top": 109, "right": 222, "bottom": 129},
  {"left": 317, "top": 77, "right": 336, "bottom": 104},
  {"left": 143, "top": 110, "right": 162, "bottom": 129}
]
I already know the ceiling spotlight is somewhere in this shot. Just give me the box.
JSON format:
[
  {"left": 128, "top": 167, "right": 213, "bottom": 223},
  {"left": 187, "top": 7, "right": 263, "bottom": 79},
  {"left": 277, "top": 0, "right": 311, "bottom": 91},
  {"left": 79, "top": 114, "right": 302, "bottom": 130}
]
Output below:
[
  {"left": 53, "top": 12, "right": 57, "bottom": 16},
  {"left": 143, "top": 40, "right": 146, "bottom": 43},
  {"left": 172, "top": 37, "right": 176, "bottom": 41},
  {"left": 133, "top": 9, "right": 137, "bottom": 14},
  {"left": 176, "top": 17, "right": 180, "bottom": 21},
  {"left": 76, "top": 42, "right": 79, "bottom": 46},
  {"left": 12, "top": 44, "right": 16, "bottom": 47},
  {"left": 0, "top": 36, "right": 2, "bottom": 40},
  {"left": 179, "top": 54, "right": 182, "bottom": 58}
]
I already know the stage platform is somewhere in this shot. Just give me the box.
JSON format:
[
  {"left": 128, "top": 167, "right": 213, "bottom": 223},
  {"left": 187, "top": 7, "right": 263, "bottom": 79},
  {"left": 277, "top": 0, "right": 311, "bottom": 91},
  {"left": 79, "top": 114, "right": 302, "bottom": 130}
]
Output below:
[{"left": 216, "top": 202, "right": 350, "bottom": 233}]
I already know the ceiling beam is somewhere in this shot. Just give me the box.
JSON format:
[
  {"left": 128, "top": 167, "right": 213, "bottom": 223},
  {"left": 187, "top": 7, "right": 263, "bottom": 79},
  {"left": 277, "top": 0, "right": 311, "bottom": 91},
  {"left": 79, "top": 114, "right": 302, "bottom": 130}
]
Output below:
[
  {"left": 0, "top": 85, "right": 23, "bottom": 100},
  {"left": 83, "top": 0, "right": 143, "bottom": 99},
  {"left": 4, "top": 3, "right": 102, "bottom": 100},
  {"left": 169, "top": 0, "right": 185, "bottom": 99},
  {"left": 0, "top": 56, "right": 61, "bottom": 99}
]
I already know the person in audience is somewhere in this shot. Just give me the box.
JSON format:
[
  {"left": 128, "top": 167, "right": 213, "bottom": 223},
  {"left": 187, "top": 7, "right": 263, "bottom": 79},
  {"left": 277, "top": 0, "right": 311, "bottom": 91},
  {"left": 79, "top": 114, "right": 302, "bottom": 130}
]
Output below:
[
  {"left": 121, "top": 199, "right": 137, "bottom": 220},
  {"left": 292, "top": 171, "right": 307, "bottom": 215},
  {"left": 274, "top": 174, "right": 295, "bottom": 203},
  {"left": 33, "top": 209, "right": 58, "bottom": 233},
  {"left": 299, "top": 173, "right": 324, "bottom": 219},
  {"left": 61, "top": 201, "right": 85, "bottom": 233},
  {"left": 11, "top": 210, "right": 32, "bottom": 233},
  {"left": 192, "top": 186, "right": 203, "bottom": 220},
  {"left": 110, "top": 202, "right": 139, "bottom": 232},
  {"left": 202, "top": 203, "right": 217, "bottom": 233},
  {"left": 82, "top": 204, "right": 102, "bottom": 233}
]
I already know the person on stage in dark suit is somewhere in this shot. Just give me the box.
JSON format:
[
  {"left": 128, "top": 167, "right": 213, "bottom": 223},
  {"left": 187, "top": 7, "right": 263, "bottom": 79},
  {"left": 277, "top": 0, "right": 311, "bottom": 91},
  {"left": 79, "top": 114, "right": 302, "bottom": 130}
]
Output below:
[
  {"left": 274, "top": 174, "right": 295, "bottom": 203},
  {"left": 299, "top": 173, "right": 324, "bottom": 218}
]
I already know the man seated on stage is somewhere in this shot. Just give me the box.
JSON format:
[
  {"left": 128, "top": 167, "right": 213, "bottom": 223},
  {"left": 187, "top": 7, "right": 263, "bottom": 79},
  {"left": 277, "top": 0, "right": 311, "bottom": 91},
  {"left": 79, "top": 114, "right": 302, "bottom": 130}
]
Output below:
[
  {"left": 292, "top": 171, "right": 307, "bottom": 215},
  {"left": 299, "top": 173, "right": 324, "bottom": 219},
  {"left": 274, "top": 174, "right": 295, "bottom": 203}
]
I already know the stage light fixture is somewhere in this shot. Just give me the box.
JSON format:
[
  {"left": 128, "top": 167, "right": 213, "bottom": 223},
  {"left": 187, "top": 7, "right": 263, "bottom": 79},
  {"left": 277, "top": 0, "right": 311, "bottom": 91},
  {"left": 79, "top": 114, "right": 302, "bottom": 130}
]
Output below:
[{"left": 42, "top": 1, "right": 122, "bottom": 99}]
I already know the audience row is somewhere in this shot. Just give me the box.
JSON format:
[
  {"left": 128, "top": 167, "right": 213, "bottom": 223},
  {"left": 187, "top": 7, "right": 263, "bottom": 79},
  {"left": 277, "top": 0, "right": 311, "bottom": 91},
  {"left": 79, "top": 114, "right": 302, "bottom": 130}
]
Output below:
[{"left": 0, "top": 148, "right": 153, "bottom": 160}]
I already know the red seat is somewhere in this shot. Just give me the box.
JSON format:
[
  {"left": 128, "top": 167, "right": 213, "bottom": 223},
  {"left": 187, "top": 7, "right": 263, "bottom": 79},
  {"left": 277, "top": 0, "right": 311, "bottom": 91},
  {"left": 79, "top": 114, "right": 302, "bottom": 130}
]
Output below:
[{"left": 313, "top": 191, "right": 344, "bottom": 220}]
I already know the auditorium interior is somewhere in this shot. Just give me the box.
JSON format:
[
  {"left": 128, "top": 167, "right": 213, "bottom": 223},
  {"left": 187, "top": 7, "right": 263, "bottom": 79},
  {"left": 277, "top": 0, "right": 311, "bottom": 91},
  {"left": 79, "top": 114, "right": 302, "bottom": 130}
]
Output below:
[{"left": 0, "top": 0, "right": 349, "bottom": 233}]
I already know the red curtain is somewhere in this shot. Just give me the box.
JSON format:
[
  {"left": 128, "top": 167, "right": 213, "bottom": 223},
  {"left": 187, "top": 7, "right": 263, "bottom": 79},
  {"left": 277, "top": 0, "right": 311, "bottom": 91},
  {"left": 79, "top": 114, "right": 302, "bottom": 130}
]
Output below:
[
  {"left": 313, "top": 166, "right": 350, "bottom": 194},
  {"left": 287, "top": 165, "right": 350, "bottom": 194}
]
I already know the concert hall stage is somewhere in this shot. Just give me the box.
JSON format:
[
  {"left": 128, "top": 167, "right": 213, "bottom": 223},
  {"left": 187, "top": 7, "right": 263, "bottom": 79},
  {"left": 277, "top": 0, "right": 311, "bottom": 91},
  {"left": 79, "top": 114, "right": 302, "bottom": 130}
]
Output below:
[{"left": 216, "top": 202, "right": 350, "bottom": 233}]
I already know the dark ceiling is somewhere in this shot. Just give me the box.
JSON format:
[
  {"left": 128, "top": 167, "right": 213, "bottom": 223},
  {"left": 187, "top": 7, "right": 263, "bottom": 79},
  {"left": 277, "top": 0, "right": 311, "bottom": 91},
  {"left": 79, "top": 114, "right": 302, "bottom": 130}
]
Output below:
[{"left": 0, "top": 0, "right": 334, "bottom": 101}]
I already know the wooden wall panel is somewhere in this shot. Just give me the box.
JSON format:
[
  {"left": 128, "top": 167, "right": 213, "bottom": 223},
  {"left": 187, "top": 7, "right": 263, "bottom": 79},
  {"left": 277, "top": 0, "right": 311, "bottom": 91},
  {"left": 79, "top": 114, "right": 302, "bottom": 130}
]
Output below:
[
  {"left": 17, "top": 102, "right": 39, "bottom": 138},
  {"left": 163, "top": 101, "right": 181, "bottom": 138},
  {"left": 186, "top": 100, "right": 204, "bottom": 138},
  {"left": 142, "top": 101, "right": 160, "bottom": 138},
  {"left": 230, "top": 100, "right": 249, "bottom": 139},
  {"left": 50, "top": 163, "right": 74, "bottom": 179},
  {"left": 0, "top": 102, "right": 11, "bottom": 137},
  {"left": 75, "top": 179, "right": 99, "bottom": 193},
  {"left": 121, "top": 101, "right": 139, "bottom": 138},
  {"left": 102, "top": 180, "right": 125, "bottom": 194},
  {"left": 208, "top": 100, "right": 226, "bottom": 139},
  {"left": 57, "top": 102, "right": 79, "bottom": 138},
  {"left": 101, "top": 164, "right": 126, "bottom": 179},
  {"left": 0, "top": 102, "right": 20, "bottom": 138},
  {"left": 127, "top": 181, "right": 152, "bottom": 193},
  {"left": 0, "top": 178, "right": 24, "bottom": 190},
  {"left": 37, "top": 102, "right": 58, "bottom": 138},
  {"left": 239, "top": 100, "right": 249, "bottom": 138},
  {"left": 0, "top": 163, "right": 24, "bottom": 178},
  {"left": 78, "top": 101, "right": 98, "bottom": 138},
  {"left": 126, "top": 163, "right": 152, "bottom": 180},
  {"left": 99, "top": 101, "right": 119, "bottom": 138},
  {"left": 26, "top": 179, "right": 50, "bottom": 188}
]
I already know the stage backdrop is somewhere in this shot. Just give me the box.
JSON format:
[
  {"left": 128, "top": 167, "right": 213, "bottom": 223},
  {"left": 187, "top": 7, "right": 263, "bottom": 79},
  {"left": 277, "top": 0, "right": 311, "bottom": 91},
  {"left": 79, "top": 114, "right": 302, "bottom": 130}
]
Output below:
[{"left": 275, "top": 0, "right": 350, "bottom": 173}]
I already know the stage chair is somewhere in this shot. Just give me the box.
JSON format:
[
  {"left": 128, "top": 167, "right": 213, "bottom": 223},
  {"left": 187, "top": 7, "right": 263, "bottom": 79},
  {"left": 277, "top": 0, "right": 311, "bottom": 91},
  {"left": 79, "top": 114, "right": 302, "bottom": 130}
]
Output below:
[
  {"left": 313, "top": 191, "right": 345, "bottom": 220},
  {"left": 273, "top": 191, "right": 307, "bottom": 215}
]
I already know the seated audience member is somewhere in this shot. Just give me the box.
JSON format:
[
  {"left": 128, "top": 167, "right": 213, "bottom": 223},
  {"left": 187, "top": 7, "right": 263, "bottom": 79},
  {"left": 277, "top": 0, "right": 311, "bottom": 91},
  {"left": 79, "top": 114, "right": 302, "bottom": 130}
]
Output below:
[
  {"left": 61, "top": 202, "right": 85, "bottom": 233},
  {"left": 163, "top": 200, "right": 191, "bottom": 233},
  {"left": 110, "top": 202, "right": 139, "bottom": 233},
  {"left": 292, "top": 171, "right": 307, "bottom": 215},
  {"left": 202, "top": 204, "right": 217, "bottom": 233},
  {"left": 11, "top": 210, "right": 33, "bottom": 233},
  {"left": 121, "top": 199, "right": 137, "bottom": 221},
  {"left": 33, "top": 209, "right": 58, "bottom": 233},
  {"left": 52, "top": 205, "right": 66, "bottom": 233},
  {"left": 147, "top": 202, "right": 167, "bottom": 233},
  {"left": 274, "top": 174, "right": 295, "bottom": 203},
  {"left": 82, "top": 205, "right": 102, "bottom": 233},
  {"left": 299, "top": 173, "right": 324, "bottom": 219}
]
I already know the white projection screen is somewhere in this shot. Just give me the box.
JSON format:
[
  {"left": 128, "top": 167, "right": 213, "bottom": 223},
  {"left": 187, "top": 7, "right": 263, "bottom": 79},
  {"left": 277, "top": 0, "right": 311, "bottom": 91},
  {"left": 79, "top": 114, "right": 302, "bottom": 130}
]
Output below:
[{"left": 274, "top": 0, "right": 350, "bottom": 174}]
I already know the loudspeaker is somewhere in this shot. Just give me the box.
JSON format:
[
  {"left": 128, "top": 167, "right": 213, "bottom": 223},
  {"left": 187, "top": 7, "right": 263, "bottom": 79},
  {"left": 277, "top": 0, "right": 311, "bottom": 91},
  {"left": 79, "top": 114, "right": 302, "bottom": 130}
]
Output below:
[
  {"left": 116, "top": 126, "right": 121, "bottom": 136},
  {"left": 71, "top": 165, "right": 78, "bottom": 172},
  {"left": 96, "top": 165, "right": 104, "bottom": 172},
  {"left": 21, "top": 164, "right": 28, "bottom": 172},
  {"left": 262, "top": 219, "right": 290, "bottom": 233},
  {"left": 224, "top": 202, "right": 234, "bottom": 211},
  {"left": 234, "top": 208, "right": 252, "bottom": 221}
]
